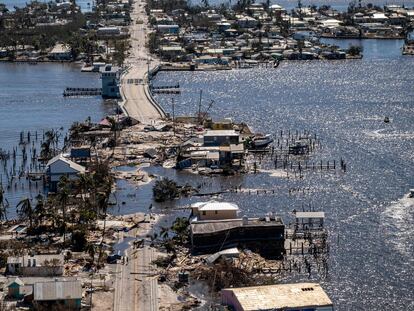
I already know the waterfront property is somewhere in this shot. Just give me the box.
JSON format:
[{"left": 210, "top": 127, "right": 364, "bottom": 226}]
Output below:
[
  {"left": 45, "top": 154, "right": 86, "bottom": 192},
  {"left": 190, "top": 201, "right": 285, "bottom": 258},
  {"left": 48, "top": 43, "right": 71, "bottom": 61},
  {"left": 203, "top": 130, "right": 240, "bottom": 147},
  {"left": 100, "top": 64, "right": 120, "bottom": 98},
  {"left": 221, "top": 283, "right": 333, "bottom": 311},
  {"left": 294, "top": 211, "right": 325, "bottom": 231},
  {"left": 190, "top": 201, "right": 239, "bottom": 221}
]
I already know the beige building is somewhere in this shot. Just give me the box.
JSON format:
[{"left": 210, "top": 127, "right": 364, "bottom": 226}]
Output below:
[
  {"left": 221, "top": 283, "right": 334, "bottom": 311},
  {"left": 190, "top": 201, "right": 239, "bottom": 221}
]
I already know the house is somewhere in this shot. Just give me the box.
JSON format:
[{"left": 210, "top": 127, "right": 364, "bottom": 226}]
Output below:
[
  {"left": 190, "top": 201, "right": 285, "bottom": 257},
  {"left": 191, "top": 201, "right": 239, "bottom": 221},
  {"left": 33, "top": 280, "right": 82, "bottom": 310},
  {"left": 221, "top": 283, "right": 334, "bottom": 311},
  {"left": 156, "top": 24, "right": 179, "bottom": 34},
  {"left": 294, "top": 211, "right": 325, "bottom": 231},
  {"left": 48, "top": 43, "right": 71, "bottom": 60},
  {"left": 194, "top": 55, "right": 229, "bottom": 65},
  {"left": 100, "top": 64, "right": 120, "bottom": 98},
  {"left": 7, "top": 254, "right": 64, "bottom": 277},
  {"left": 236, "top": 16, "right": 258, "bottom": 28},
  {"left": 97, "top": 26, "right": 121, "bottom": 37},
  {"left": 159, "top": 46, "right": 184, "bottom": 59},
  {"left": 203, "top": 130, "right": 240, "bottom": 146},
  {"left": 45, "top": 155, "right": 86, "bottom": 192}
]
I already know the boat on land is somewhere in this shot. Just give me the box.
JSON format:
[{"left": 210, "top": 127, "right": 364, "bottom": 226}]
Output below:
[{"left": 252, "top": 134, "right": 273, "bottom": 148}]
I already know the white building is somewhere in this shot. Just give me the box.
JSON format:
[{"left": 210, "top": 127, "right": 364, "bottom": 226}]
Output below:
[
  {"left": 48, "top": 43, "right": 71, "bottom": 61},
  {"left": 7, "top": 254, "right": 64, "bottom": 276},
  {"left": 221, "top": 283, "right": 334, "bottom": 311},
  {"left": 190, "top": 201, "right": 239, "bottom": 221},
  {"left": 46, "top": 154, "right": 86, "bottom": 192},
  {"left": 100, "top": 64, "right": 120, "bottom": 98}
]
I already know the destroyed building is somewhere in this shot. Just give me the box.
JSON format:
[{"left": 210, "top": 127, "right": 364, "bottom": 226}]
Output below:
[{"left": 189, "top": 201, "right": 285, "bottom": 258}]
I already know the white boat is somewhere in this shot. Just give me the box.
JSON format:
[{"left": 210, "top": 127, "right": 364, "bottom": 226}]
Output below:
[{"left": 252, "top": 134, "right": 273, "bottom": 148}]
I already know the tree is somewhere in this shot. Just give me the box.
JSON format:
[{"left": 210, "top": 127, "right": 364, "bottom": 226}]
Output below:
[
  {"left": 34, "top": 193, "right": 46, "bottom": 227},
  {"left": 57, "top": 175, "right": 71, "bottom": 243},
  {"left": 347, "top": 45, "right": 362, "bottom": 56},
  {"left": 152, "top": 178, "right": 179, "bottom": 202},
  {"left": 0, "top": 185, "right": 9, "bottom": 223},
  {"left": 16, "top": 197, "right": 34, "bottom": 228}
]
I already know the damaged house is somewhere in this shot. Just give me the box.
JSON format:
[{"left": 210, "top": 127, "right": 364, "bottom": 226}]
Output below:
[{"left": 189, "top": 201, "right": 285, "bottom": 258}]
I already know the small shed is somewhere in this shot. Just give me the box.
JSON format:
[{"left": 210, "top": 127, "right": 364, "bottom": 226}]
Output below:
[{"left": 7, "top": 278, "right": 25, "bottom": 299}]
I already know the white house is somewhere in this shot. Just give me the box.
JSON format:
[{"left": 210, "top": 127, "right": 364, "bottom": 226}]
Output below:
[
  {"left": 190, "top": 201, "right": 239, "bottom": 221},
  {"left": 46, "top": 154, "right": 86, "bottom": 192}
]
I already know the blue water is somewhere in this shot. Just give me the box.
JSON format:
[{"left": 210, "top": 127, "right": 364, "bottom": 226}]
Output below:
[
  {"left": 190, "top": 0, "right": 414, "bottom": 11},
  {"left": 0, "top": 62, "right": 110, "bottom": 213},
  {"left": 149, "top": 40, "right": 414, "bottom": 309},
  {"left": 2, "top": 0, "right": 94, "bottom": 11}
]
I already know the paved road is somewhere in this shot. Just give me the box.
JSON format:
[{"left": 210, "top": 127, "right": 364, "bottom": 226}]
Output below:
[
  {"left": 120, "top": 0, "right": 165, "bottom": 124},
  {"left": 113, "top": 225, "right": 158, "bottom": 311}
]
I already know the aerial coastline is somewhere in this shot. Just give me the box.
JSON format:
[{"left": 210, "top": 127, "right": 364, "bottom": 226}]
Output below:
[{"left": 0, "top": 0, "right": 414, "bottom": 310}]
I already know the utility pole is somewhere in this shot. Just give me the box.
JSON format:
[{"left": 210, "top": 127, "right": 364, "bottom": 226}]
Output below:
[
  {"left": 172, "top": 98, "right": 175, "bottom": 136},
  {"left": 198, "top": 90, "right": 203, "bottom": 125}
]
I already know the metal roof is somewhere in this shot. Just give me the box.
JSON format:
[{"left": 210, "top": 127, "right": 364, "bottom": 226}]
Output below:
[
  {"left": 191, "top": 217, "right": 283, "bottom": 234},
  {"left": 222, "top": 283, "right": 333, "bottom": 310},
  {"left": 46, "top": 154, "right": 86, "bottom": 173},
  {"left": 193, "top": 201, "right": 239, "bottom": 212},
  {"left": 34, "top": 280, "right": 82, "bottom": 301},
  {"left": 295, "top": 212, "right": 325, "bottom": 219}
]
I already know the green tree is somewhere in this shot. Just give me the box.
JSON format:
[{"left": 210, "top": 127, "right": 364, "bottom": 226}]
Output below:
[{"left": 57, "top": 175, "right": 71, "bottom": 243}]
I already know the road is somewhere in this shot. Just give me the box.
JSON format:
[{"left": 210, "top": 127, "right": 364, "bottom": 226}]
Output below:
[
  {"left": 120, "top": 0, "right": 165, "bottom": 124},
  {"left": 113, "top": 223, "right": 158, "bottom": 311}
]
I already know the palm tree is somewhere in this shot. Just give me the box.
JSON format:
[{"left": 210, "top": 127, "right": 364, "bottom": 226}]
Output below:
[
  {"left": 34, "top": 194, "right": 46, "bottom": 227},
  {"left": 0, "top": 185, "right": 9, "bottom": 224},
  {"left": 57, "top": 176, "right": 70, "bottom": 243},
  {"left": 16, "top": 197, "right": 34, "bottom": 228}
]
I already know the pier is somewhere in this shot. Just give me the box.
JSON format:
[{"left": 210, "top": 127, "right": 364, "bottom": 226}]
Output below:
[{"left": 63, "top": 87, "right": 102, "bottom": 97}]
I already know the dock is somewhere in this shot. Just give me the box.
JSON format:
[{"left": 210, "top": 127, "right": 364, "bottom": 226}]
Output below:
[{"left": 63, "top": 87, "right": 102, "bottom": 97}]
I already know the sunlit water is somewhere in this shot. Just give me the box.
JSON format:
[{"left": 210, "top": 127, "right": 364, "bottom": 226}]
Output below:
[
  {"left": 147, "top": 40, "right": 414, "bottom": 309},
  {"left": 0, "top": 62, "right": 111, "bottom": 212},
  {"left": 191, "top": 0, "right": 414, "bottom": 11}
]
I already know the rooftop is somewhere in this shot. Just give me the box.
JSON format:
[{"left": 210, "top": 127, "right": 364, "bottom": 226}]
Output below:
[
  {"left": 295, "top": 211, "right": 325, "bottom": 219},
  {"left": 222, "top": 283, "right": 333, "bottom": 310},
  {"left": 191, "top": 217, "right": 283, "bottom": 234},
  {"left": 192, "top": 201, "right": 240, "bottom": 212},
  {"left": 34, "top": 280, "right": 82, "bottom": 301},
  {"left": 204, "top": 130, "right": 239, "bottom": 136},
  {"left": 46, "top": 154, "right": 86, "bottom": 173}
]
